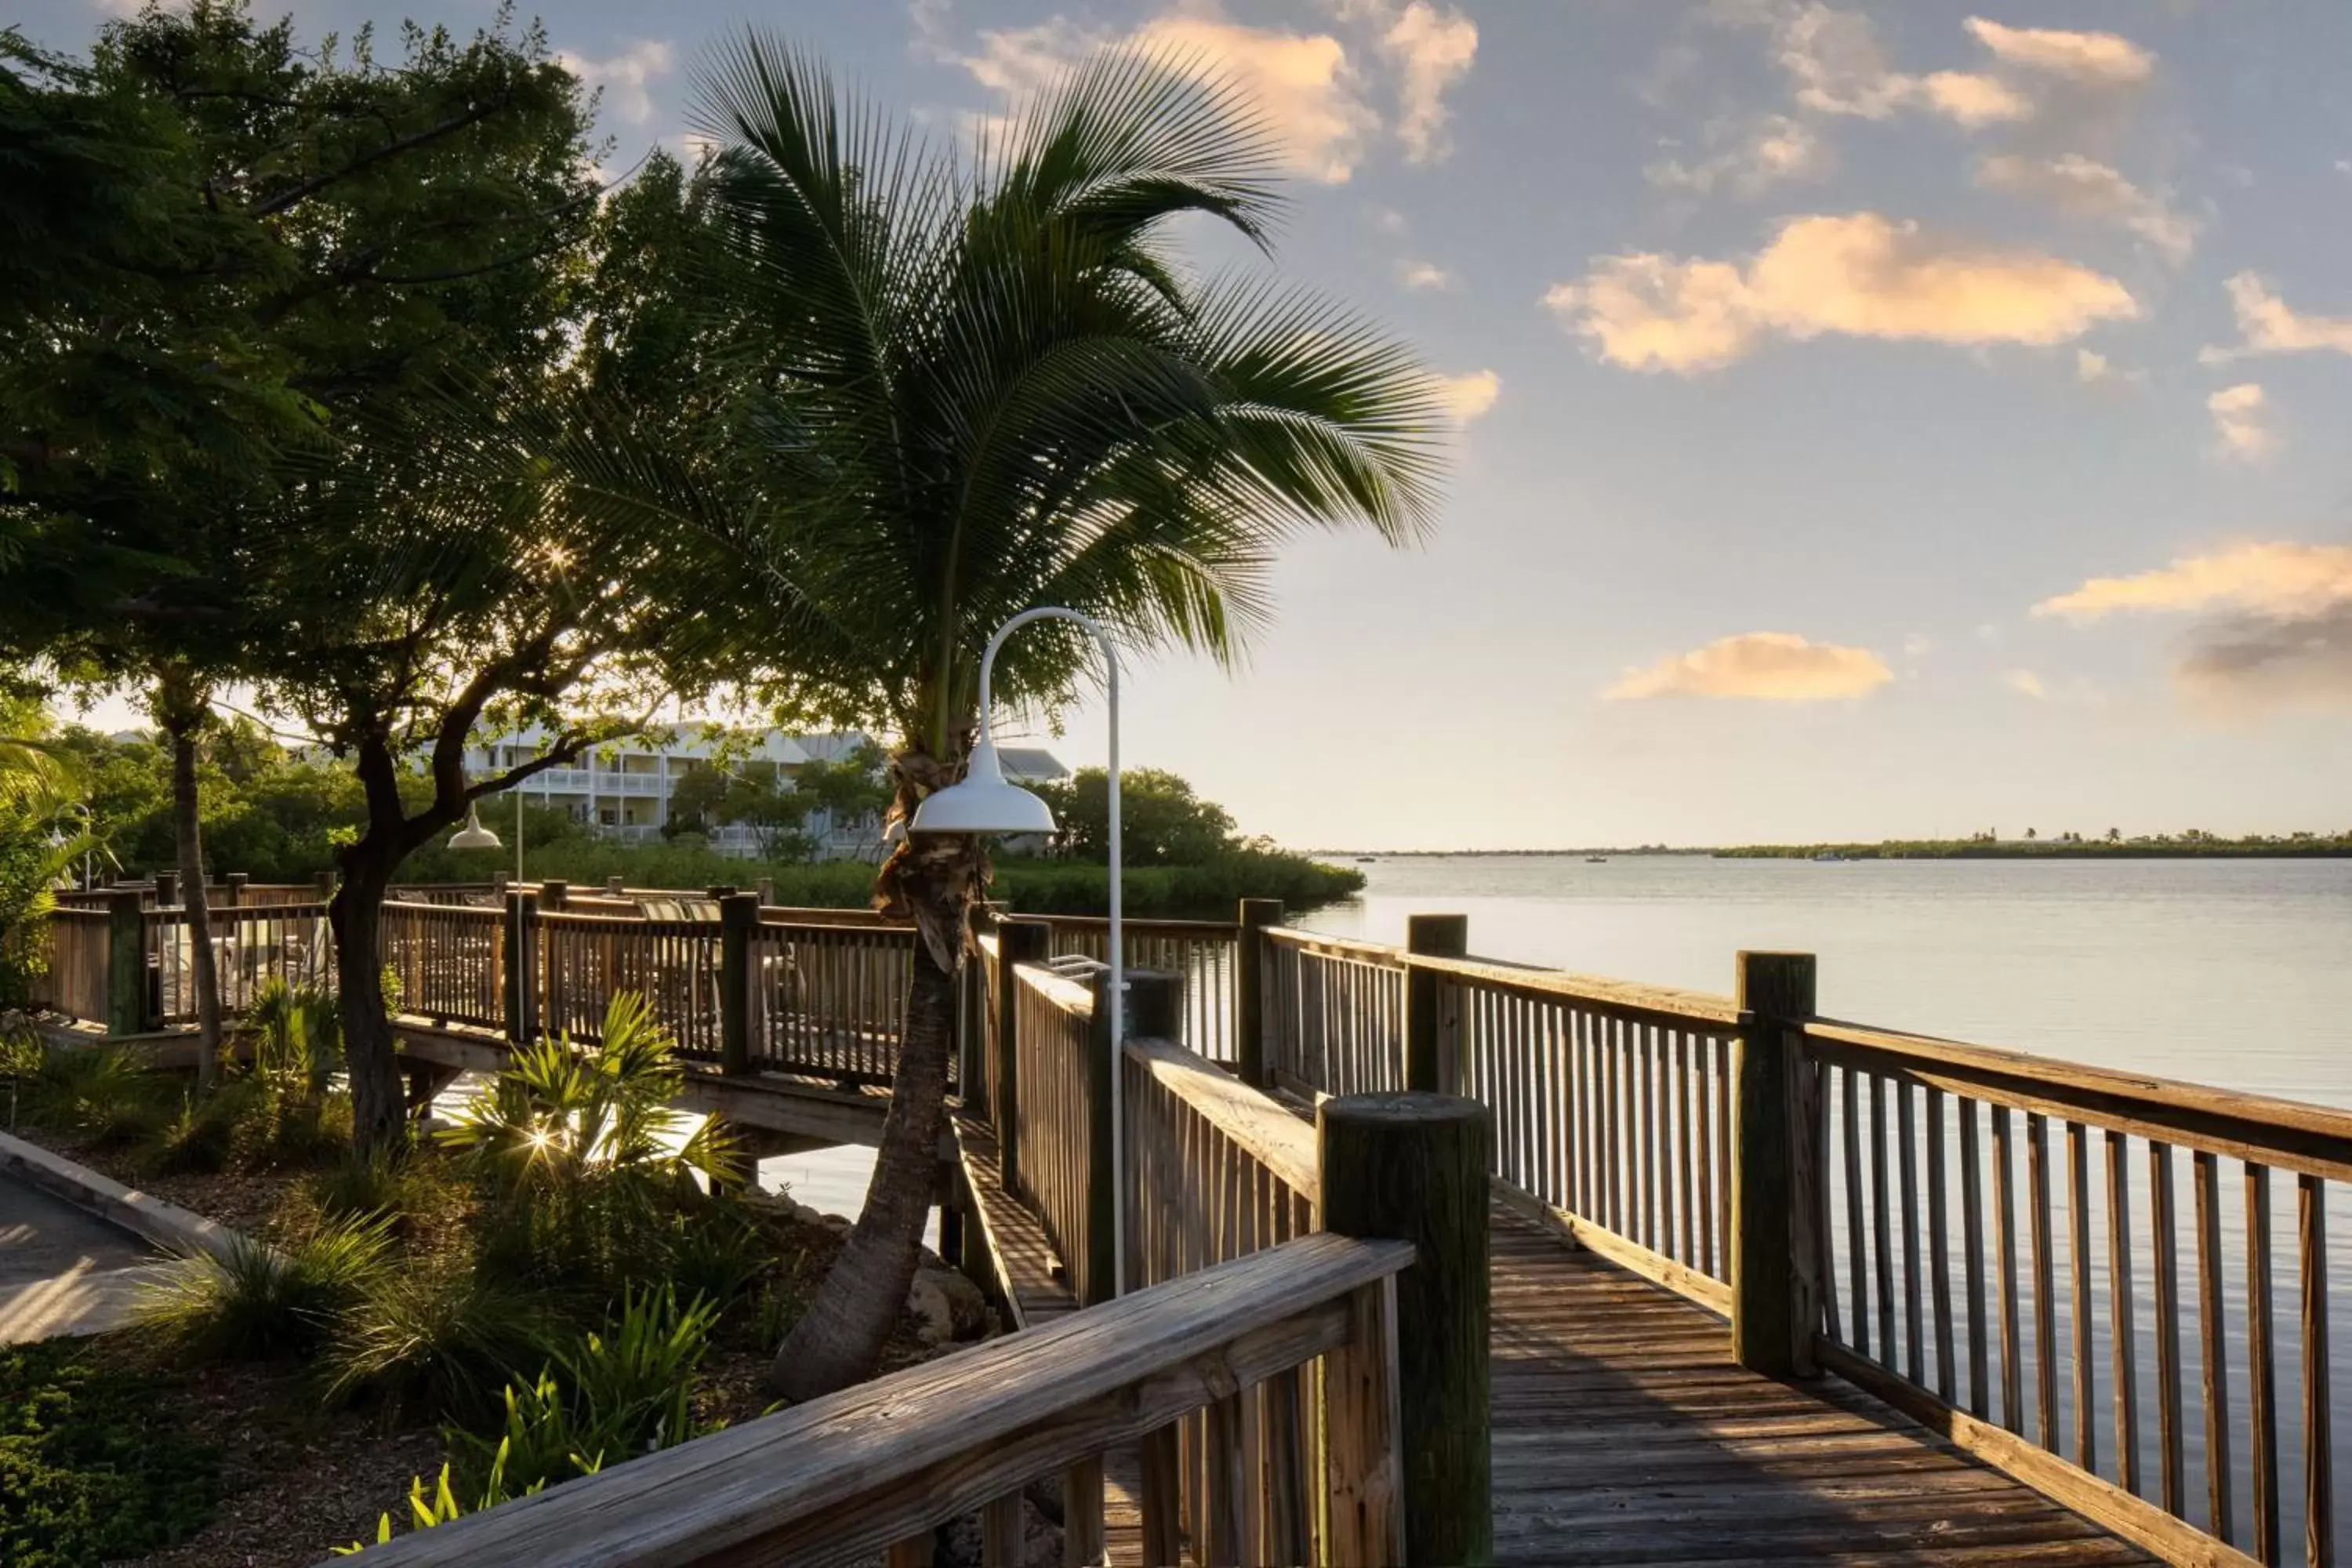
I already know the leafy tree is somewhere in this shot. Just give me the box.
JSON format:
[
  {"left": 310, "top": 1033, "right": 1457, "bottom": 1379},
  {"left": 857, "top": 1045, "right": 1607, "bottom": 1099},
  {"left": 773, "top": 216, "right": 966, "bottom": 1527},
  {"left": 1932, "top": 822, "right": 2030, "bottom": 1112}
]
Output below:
[
  {"left": 1032, "top": 767, "right": 1236, "bottom": 866},
  {"left": 689, "top": 39, "right": 1444, "bottom": 1396},
  {"left": 0, "top": 1, "right": 615, "bottom": 1090},
  {"left": 0, "top": 689, "right": 94, "bottom": 1006}
]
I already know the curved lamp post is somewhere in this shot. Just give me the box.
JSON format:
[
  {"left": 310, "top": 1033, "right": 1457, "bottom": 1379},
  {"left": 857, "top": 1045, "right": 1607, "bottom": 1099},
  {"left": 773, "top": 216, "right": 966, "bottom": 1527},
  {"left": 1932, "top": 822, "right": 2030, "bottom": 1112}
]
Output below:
[{"left": 909, "top": 606, "right": 1124, "bottom": 1294}]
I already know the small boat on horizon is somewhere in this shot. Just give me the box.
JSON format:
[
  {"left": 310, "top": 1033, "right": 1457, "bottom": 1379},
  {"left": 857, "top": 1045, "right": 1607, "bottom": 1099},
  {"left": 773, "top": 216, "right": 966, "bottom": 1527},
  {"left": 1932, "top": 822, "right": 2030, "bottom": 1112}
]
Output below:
[
  {"left": 1585, "top": 855, "right": 1608, "bottom": 863},
  {"left": 1356, "top": 855, "right": 1377, "bottom": 863}
]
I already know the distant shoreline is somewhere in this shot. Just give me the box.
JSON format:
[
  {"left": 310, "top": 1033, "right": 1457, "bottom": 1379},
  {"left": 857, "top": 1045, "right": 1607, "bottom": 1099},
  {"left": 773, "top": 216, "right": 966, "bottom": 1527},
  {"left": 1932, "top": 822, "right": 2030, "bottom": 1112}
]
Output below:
[{"left": 1314, "top": 841, "right": 2352, "bottom": 860}]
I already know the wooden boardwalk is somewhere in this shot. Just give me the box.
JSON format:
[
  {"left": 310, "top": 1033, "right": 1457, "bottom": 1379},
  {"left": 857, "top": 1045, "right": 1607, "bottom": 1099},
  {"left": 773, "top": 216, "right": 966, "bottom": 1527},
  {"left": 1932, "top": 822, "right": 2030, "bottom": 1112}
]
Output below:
[
  {"left": 964, "top": 1112, "right": 2140, "bottom": 1567},
  {"left": 1486, "top": 1209, "right": 2143, "bottom": 1565}
]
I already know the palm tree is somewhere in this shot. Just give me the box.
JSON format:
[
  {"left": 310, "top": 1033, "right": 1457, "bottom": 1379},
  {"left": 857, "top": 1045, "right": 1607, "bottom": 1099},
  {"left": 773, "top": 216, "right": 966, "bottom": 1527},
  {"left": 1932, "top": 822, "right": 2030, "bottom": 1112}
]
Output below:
[{"left": 691, "top": 38, "right": 1446, "bottom": 1397}]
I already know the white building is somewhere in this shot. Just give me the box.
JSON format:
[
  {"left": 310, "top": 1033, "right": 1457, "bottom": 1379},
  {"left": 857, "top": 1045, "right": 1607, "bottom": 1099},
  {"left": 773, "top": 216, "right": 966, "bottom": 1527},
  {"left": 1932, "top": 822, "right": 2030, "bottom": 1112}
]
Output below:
[{"left": 463, "top": 727, "right": 1069, "bottom": 861}]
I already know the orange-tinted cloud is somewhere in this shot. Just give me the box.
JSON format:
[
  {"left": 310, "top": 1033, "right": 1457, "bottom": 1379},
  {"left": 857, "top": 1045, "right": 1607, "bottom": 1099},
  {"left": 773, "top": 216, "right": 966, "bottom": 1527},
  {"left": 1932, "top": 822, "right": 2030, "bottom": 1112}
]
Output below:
[
  {"left": 2036, "top": 542, "right": 2352, "bottom": 621},
  {"left": 1433, "top": 369, "right": 1500, "bottom": 423},
  {"left": 1606, "top": 632, "right": 1893, "bottom": 701},
  {"left": 2205, "top": 273, "right": 2352, "bottom": 362},
  {"left": 1545, "top": 212, "right": 2137, "bottom": 373},
  {"left": 1962, "top": 18, "right": 2154, "bottom": 87}
]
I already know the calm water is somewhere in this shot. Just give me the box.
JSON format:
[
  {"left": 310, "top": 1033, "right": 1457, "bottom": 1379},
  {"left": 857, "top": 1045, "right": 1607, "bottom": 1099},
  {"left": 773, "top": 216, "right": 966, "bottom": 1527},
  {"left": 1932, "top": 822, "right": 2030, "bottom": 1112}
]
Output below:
[{"left": 1298, "top": 854, "right": 2352, "bottom": 1108}]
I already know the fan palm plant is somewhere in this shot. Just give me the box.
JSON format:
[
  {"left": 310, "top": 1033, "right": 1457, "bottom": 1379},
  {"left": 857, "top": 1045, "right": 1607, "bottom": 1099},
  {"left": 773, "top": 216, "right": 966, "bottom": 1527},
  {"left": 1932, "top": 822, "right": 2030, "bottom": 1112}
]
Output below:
[{"left": 690, "top": 36, "right": 1447, "bottom": 1396}]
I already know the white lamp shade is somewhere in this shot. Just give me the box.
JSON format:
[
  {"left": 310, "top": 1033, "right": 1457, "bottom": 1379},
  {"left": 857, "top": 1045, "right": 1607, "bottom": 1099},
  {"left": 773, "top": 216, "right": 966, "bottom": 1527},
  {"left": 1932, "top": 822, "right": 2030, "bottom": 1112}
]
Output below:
[
  {"left": 909, "top": 742, "right": 1058, "bottom": 837},
  {"left": 448, "top": 802, "right": 503, "bottom": 851}
]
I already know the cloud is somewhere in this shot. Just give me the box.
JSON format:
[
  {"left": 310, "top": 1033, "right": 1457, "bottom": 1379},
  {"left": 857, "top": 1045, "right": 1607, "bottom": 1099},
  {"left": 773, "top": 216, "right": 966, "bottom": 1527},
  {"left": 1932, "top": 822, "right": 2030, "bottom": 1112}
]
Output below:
[
  {"left": 2206, "top": 383, "right": 2278, "bottom": 462},
  {"left": 1544, "top": 212, "right": 2138, "bottom": 374},
  {"left": 1975, "top": 154, "right": 2198, "bottom": 264},
  {"left": 1646, "top": 114, "right": 1828, "bottom": 197},
  {"left": 2074, "top": 348, "right": 2142, "bottom": 387},
  {"left": 1399, "top": 260, "right": 1454, "bottom": 291},
  {"left": 2035, "top": 542, "right": 2352, "bottom": 622},
  {"left": 1962, "top": 18, "right": 2154, "bottom": 88},
  {"left": 1606, "top": 631, "right": 1893, "bottom": 701},
  {"left": 1763, "top": 4, "right": 2028, "bottom": 126},
  {"left": 1377, "top": 2, "right": 1479, "bottom": 163},
  {"left": 1433, "top": 368, "right": 1501, "bottom": 423},
  {"left": 928, "top": 2, "right": 1475, "bottom": 183},
  {"left": 2003, "top": 669, "right": 2049, "bottom": 699},
  {"left": 1903, "top": 632, "right": 1933, "bottom": 658},
  {"left": 2204, "top": 272, "right": 2352, "bottom": 362},
  {"left": 2037, "top": 541, "right": 2352, "bottom": 710},
  {"left": 561, "top": 40, "right": 676, "bottom": 127}
]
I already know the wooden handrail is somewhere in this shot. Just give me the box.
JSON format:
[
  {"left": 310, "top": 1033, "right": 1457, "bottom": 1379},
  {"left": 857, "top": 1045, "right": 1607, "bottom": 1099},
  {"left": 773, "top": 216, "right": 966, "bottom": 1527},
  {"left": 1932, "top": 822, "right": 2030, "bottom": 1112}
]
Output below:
[
  {"left": 1013, "top": 960, "right": 1095, "bottom": 1018},
  {"left": 354, "top": 1233, "right": 1414, "bottom": 1567},
  {"left": 1125, "top": 1033, "right": 1318, "bottom": 1195},
  {"left": 1805, "top": 1017, "right": 2352, "bottom": 1182},
  {"left": 1263, "top": 925, "right": 1409, "bottom": 965}
]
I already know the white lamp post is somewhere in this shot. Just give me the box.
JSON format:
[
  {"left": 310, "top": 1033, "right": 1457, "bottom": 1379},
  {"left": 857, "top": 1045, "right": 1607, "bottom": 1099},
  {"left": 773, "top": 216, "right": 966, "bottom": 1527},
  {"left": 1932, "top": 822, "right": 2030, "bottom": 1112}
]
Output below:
[{"left": 909, "top": 606, "right": 1124, "bottom": 1294}]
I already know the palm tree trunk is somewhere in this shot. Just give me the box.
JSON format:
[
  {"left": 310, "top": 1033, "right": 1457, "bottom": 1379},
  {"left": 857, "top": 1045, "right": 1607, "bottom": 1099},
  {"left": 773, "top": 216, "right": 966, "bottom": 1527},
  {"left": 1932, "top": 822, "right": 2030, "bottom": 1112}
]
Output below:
[
  {"left": 156, "top": 670, "right": 223, "bottom": 1090},
  {"left": 768, "top": 745, "right": 978, "bottom": 1399}
]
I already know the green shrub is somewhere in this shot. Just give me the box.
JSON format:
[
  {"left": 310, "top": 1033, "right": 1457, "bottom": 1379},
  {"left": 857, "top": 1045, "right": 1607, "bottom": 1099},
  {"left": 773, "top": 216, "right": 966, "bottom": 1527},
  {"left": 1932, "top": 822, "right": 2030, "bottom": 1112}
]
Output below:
[
  {"left": 310, "top": 1146, "right": 471, "bottom": 1240},
  {"left": 659, "top": 1207, "right": 770, "bottom": 1313},
  {"left": 28, "top": 1045, "right": 167, "bottom": 1145},
  {"left": 324, "top": 1264, "right": 557, "bottom": 1423},
  {"left": 0, "top": 1341, "right": 219, "bottom": 1567},
  {"left": 336, "top": 1460, "right": 506, "bottom": 1555},
  {"left": 135, "top": 1081, "right": 256, "bottom": 1175},
  {"left": 136, "top": 1214, "right": 390, "bottom": 1360},
  {"left": 450, "top": 1287, "right": 718, "bottom": 1497}
]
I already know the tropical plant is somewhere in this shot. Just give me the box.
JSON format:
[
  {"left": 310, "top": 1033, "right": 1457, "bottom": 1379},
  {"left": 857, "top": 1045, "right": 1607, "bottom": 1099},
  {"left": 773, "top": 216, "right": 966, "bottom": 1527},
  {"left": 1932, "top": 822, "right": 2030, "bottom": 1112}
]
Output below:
[
  {"left": 246, "top": 975, "right": 341, "bottom": 1099},
  {"left": 688, "top": 38, "right": 1443, "bottom": 1396},
  {"left": 322, "top": 1262, "right": 554, "bottom": 1422},
  {"left": 136, "top": 1215, "right": 390, "bottom": 1360},
  {"left": 27, "top": 1044, "right": 166, "bottom": 1145},
  {"left": 448, "top": 1287, "right": 718, "bottom": 1497},
  {"left": 438, "top": 993, "right": 735, "bottom": 1194},
  {"left": 336, "top": 1459, "right": 512, "bottom": 1554}
]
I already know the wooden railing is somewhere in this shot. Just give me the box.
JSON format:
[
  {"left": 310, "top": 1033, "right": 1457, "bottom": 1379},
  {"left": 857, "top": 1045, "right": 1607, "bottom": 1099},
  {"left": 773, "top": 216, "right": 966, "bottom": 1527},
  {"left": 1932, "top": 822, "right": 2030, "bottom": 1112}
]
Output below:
[
  {"left": 1802, "top": 1015, "right": 2350, "bottom": 1567},
  {"left": 539, "top": 911, "right": 723, "bottom": 1057},
  {"left": 355, "top": 1233, "right": 1413, "bottom": 1568},
  {"left": 34, "top": 906, "right": 111, "bottom": 1023},
  {"left": 748, "top": 916, "right": 914, "bottom": 1084},
  {"left": 1040, "top": 913, "right": 1240, "bottom": 1063},
  {"left": 151, "top": 902, "right": 334, "bottom": 1023},
  {"left": 1262, "top": 928, "right": 1409, "bottom": 1098},
  {"left": 1011, "top": 962, "right": 1107, "bottom": 1304},
  {"left": 380, "top": 902, "right": 503, "bottom": 1031}
]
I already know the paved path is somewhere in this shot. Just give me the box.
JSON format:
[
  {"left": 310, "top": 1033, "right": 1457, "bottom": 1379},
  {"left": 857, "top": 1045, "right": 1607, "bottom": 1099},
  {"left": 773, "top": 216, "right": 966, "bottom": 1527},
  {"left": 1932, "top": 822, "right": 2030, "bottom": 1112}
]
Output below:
[{"left": 0, "top": 1173, "right": 169, "bottom": 1342}]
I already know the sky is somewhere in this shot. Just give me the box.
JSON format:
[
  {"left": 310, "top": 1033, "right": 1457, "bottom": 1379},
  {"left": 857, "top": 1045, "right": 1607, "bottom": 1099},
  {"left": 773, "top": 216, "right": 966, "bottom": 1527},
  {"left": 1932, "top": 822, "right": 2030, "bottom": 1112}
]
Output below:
[{"left": 27, "top": 0, "right": 2352, "bottom": 849}]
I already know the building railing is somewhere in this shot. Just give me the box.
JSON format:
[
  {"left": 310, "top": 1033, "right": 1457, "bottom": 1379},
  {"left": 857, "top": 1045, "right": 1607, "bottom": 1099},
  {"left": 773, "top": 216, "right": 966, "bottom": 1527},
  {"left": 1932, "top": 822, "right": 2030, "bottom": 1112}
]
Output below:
[
  {"left": 34, "top": 906, "right": 111, "bottom": 1023},
  {"left": 1011, "top": 962, "right": 1106, "bottom": 1304},
  {"left": 1262, "top": 928, "right": 1410, "bottom": 1098},
  {"left": 748, "top": 916, "right": 915, "bottom": 1085},
  {"left": 150, "top": 902, "right": 334, "bottom": 1024}
]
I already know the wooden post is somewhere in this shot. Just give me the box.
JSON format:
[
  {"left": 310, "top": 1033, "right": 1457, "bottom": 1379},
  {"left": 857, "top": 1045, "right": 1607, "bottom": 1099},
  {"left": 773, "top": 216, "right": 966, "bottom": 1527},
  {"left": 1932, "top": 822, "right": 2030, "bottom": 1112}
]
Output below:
[
  {"left": 1236, "top": 898, "right": 1283, "bottom": 1087},
  {"left": 605, "top": 876, "right": 625, "bottom": 895},
  {"left": 756, "top": 876, "right": 775, "bottom": 907},
  {"left": 1404, "top": 915, "right": 1468, "bottom": 1094},
  {"left": 220, "top": 873, "right": 246, "bottom": 908},
  {"left": 103, "top": 889, "right": 147, "bottom": 1038},
  {"left": 539, "top": 878, "right": 568, "bottom": 913},
  {"left": 1319, "top": 1092, "right": 1493, "bottom": 1566},
  {"left": 314, "top": 869, "right": 333, "bottom": 902},
  {"left": 503, "top": 887, "right": 540, "bottom": 1045},
  {"left": 1732, "top": 950, "right": 1820, "bottom": 1378},
  {"left": 718, "top": 891, "right": 759, "bottom": 1076},
  {"left": 706, "top": 884, "right": 736, "bottom": 902},
  {"left": 153, "top": 869, "right": 179, "bottom": 907},
  {"left": 994, "top": 918, "right": 1051, "bottom": 1196},
  {"left": 1083, "top": 967, "right": 1180, "bottom": 1305},
  {"left": 493, "top": 869, "right": 511, "bottom": 894}
]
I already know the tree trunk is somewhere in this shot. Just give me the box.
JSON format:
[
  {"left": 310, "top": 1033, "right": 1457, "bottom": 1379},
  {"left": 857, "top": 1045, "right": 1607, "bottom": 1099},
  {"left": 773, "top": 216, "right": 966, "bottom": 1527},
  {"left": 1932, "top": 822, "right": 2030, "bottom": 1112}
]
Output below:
[
  {"left": 156, "top": 674, "right": 223, "bottom": 1089},
  {"left": 768, "top": 742, "right": 978, "bottom": 1400},
  {"left": 331, "top": 847, "right": 406, "bottom": 1152}
]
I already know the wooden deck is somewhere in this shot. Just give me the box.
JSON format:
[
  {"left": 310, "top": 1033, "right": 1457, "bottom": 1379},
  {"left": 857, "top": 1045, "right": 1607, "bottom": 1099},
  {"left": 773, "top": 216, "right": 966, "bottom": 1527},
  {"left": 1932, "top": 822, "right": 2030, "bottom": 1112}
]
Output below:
[
  {"left": 960, "top": 1114, "right": 2142, "bottom": 1566},
  {"left": 1486, "top": 1209, "right": 2144, "bottom": 1565}
]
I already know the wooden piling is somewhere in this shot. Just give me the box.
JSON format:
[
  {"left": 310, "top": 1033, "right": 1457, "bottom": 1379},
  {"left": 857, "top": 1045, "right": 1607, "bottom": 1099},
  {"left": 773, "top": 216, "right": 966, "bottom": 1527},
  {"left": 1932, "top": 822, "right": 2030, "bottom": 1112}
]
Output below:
[
  {"left": 719, "top": 891, "right": 759, "bottom": 1076},
  {"left": 1732, "top": 951, "right": 1819, "bottom": 1377},
  {"left": 503, "top": 887, "right": 540, "bottom": 1045},
  {"left": 1318, "top": 1091, "right": 1493, "bottom": 1566},
  {"left": 103, "top": 888, "right": 146, "bottom": 1038},
  {"left": 1404, "top": 914, "right": 1468, "bottom": 1094},
  {"left": 994, "top": 918, "right": 1051, "bottom": 1196},
  {"left": 1236, "top": 897, "right": 1283, "bottom": 1087}
]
